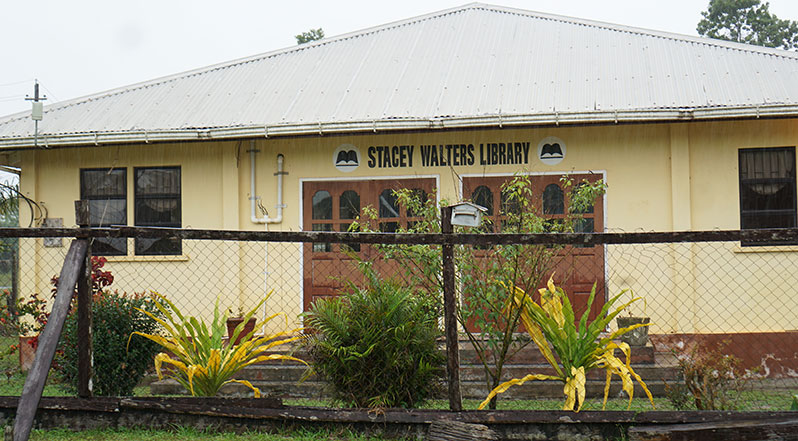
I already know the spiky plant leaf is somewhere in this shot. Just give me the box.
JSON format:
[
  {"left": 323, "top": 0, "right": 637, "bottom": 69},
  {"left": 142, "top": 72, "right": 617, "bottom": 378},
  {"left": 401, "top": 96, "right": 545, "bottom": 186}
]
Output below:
[
  {"left": 479, "top": 274, "right": 655, "bottom": 412},
  {"left": 133, "top": 292, "right": 305, "bottom": 397}
]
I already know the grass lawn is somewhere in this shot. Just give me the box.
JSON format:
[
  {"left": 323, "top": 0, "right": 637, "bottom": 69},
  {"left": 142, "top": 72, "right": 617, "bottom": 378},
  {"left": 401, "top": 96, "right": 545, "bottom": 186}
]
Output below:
[
  {"left": 29, "top": 427, "right": 396, "bottom": 441},
  {"left": 285, "top": 389, "right": 797, "bottom": 412},
  {"left": 1, "top": 334, "right": 795, "bottom": 440}
]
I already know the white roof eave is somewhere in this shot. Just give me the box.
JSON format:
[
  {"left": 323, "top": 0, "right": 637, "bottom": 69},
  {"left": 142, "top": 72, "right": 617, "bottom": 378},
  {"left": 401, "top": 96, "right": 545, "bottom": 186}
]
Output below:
[{"left": 1, "top": 104, "right": 797, "bottom": 150}]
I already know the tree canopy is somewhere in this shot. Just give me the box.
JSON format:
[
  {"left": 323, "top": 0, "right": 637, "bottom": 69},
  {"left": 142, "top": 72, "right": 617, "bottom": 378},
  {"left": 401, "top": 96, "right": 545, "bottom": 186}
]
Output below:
[
  {"left": 295, "top": 28, "right": 325, "bottom": 44},
  {"left": 697, "top": 0, "right": 798, "bottom": 50}
]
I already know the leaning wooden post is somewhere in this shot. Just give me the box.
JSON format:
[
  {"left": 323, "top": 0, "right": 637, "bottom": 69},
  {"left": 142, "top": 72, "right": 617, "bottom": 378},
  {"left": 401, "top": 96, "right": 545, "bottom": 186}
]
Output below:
[
  {"left": 440, "top": 206, "right": 462, "bottom": 411},
  {"left": 13, "top": 239, "right": 88, "bottom": 441},
  {"left": 75, "top": 201, "right": 93, "bottom": 398}
]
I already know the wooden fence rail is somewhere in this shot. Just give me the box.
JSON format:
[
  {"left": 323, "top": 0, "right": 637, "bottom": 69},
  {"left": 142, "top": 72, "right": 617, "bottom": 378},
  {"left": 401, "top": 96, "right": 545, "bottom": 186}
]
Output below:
[{"left": 1, "top": 226, "right": 798, "bottom": 245}]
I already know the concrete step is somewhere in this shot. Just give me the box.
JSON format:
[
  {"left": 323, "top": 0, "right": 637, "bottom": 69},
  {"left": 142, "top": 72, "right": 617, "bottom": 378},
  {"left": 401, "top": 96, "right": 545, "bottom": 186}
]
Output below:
[
  {"left": 151, "top": 338, "right": 665, "bottom": 399},
  {"left": 259, "top": 341, "right": 658, "bottom": 366},
  {"left": 151, "top": 362, "right": 677, "bottom": 399},
  {"left": 211, "top": 363, "right": 679, "bottom": 383},
  {"left": 151, "top": 376, "right": 670, "bottom": 400}
]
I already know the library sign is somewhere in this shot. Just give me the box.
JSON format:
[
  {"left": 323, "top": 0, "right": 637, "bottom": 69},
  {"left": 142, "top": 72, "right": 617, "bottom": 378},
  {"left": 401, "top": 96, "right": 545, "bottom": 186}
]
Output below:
[{"left": 333, "top": 137, "right": 566, "bottom": 172}]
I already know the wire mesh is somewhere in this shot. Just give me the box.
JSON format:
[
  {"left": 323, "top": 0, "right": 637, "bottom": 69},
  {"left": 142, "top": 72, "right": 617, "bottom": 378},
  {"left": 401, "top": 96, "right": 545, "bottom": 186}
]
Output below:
[{"left": 0, "top": 230, "right": 795, "bottom": 409}]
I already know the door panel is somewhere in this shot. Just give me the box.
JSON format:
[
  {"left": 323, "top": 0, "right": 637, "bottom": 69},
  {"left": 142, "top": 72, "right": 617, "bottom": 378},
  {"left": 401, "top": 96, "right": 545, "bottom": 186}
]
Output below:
[
  {"left": 302, "top": 178, "right": 436, "bottom": 311},
  {"left": 463, "top": 174, "right": 606, "bottom": 321}
]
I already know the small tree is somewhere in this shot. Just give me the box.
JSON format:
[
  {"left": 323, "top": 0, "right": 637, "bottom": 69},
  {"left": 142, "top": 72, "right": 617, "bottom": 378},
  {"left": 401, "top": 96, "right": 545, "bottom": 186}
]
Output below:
[
  {"left": 353, "top": 175, "right": 606, "bottom": 409},
  {"left": 296, "top": 28, "right": 325, "bottom": 44},
  {"left": 697, "top": 0, "right": 798, "bottom": 50}
]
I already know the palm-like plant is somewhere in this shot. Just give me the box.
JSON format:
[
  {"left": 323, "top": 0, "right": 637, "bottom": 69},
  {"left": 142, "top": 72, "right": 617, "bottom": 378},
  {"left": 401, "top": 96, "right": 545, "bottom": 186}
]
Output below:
[
  {"left": 478, "top": 275, "right": 655, "bottom": 412},
  {"left": 132, "top": 292, "right": 305, "bottom": 397}
]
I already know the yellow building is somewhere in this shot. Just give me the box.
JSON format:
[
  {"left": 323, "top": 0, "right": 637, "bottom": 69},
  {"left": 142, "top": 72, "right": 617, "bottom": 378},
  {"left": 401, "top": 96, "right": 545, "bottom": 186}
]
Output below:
[{"left": 1, "top": 4, "right": 798, "bottom": 368}]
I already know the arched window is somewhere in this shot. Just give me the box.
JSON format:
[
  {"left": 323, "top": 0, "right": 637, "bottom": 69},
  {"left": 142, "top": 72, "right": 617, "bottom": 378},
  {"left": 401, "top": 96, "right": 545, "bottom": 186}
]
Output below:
[
  {"left": 407, "top": 188, "right": 428, "bottom": 218},
  {"left": 339, "top": 190, "right": 361, "bottom": 251},
  {"left": 571, "top": 183, "right": 595, "bottom": 214},
  {"left": 339, "top": 190, "right": 360, "bottom": 219},
  {"left": 500, "top": 188, "right": 521, "bottom": 216},
  {"left": 471, "top": 185, "right": 494, "bottom": 215},
  {"left": 312, "top": 190, "right": 332, "bottom": 219},
  {"left": 312, "top": 190, "right": 332, "bottom": 251},
  {"left": 543, "top": 184, "right": 564, "bottom": 215},
  {"left": 379, "top": 189, "right": 400, "bottom": 232}
]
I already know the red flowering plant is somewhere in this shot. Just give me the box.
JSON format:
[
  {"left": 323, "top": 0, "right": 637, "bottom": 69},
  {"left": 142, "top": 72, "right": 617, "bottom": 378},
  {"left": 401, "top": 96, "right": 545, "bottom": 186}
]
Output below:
[
  {"left": 0, "top": 290, "right": 49, "bottom": 354},
  {"left": 0, "top": 256, "right": 114, "bottom": 356},
  {"left": 50, "top": 255, "right": 114, "bottom": 297}
]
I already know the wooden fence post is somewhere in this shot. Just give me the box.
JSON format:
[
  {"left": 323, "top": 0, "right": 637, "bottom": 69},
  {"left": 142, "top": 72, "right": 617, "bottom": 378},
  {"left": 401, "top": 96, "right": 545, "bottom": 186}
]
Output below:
[
  {"left": 75, "top": 201, "right": 93, "bottom": 398},
  {"left": 13, "top": 240, "right": 88, "bottom": 441},
  {"left": 440, "top": 206, "right": 462, "bottom": 411}
]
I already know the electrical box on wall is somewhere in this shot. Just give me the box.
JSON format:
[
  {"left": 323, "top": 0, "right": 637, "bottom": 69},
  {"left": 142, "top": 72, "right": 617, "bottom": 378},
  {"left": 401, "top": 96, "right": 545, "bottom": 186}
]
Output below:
[{"left": 42, "top": 218, "right": 63, "bottom": 247}]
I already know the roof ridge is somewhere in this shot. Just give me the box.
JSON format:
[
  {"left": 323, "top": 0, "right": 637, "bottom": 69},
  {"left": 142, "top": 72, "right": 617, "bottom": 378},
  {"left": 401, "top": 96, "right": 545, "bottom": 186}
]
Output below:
[{"left": 477, "top": 3, "right": 798, "bottom": 59}]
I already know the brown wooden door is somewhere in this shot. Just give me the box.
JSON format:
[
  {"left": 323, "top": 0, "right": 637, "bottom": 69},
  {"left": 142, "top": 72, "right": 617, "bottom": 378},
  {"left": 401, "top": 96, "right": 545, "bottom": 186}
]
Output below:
[
  {"left": 462, "top": 174, "right": 605, "bottom": 320},
  {"left": 302, "top": 178, "right": 436, "bottom": 311}
]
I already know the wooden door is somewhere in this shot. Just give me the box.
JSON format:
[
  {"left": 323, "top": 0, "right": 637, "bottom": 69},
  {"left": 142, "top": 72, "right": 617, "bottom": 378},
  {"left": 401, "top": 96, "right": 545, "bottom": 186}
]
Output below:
[
  {"left": 302, "top": 178, "right": 436, "bottom": 311},
  {"left": 462, "top": 174, "right": 605, "bottom": 320}
]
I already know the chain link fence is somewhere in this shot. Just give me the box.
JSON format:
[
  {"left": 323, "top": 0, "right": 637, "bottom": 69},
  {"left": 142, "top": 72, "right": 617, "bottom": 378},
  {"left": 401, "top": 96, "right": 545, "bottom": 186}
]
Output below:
[{"left": 1, "top": 228, "right": 796, "bottom": 409}]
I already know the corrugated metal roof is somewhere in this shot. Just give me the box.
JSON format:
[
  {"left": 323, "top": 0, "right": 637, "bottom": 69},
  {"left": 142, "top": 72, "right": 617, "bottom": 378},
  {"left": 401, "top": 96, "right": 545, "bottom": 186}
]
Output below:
[{"left": 3, "top": 2, "right": 798, "bottom": 149}]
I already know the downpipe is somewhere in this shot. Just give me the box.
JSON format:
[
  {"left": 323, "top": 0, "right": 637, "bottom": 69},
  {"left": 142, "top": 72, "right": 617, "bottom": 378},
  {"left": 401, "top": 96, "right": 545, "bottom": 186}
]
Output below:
[{"left": 249, "top": 140, "right": 286, "bottom": 332}]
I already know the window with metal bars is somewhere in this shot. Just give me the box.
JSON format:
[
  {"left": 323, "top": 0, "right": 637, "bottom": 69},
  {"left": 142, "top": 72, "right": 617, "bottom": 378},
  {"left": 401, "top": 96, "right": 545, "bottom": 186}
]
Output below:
[
  {"left": 739, "top": 147, "right": 797, "bottom": 245},
  {"left": 80, "top": 168, "right": 127, "bottom": 255},
  {"left": 134, "top": 167, "right": 182, "bottom": 255}
]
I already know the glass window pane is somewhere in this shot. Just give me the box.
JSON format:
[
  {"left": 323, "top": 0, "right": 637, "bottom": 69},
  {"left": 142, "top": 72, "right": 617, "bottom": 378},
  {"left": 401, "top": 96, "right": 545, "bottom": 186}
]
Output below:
[
  {"left": 739, "top": 147, "right": 797, "bottom": 245},
  {"left": 379, "top": 221, "right": 399, "bottom": 233},
  {"left": 571, "top": 183, "right": 594, "bottom": 214},
  {"left": 135, "top": 199, "right": 180, "bottom": 225},
  {"left": 544, "top": 218, "right": 564, "bottom": 232},
  {"left": 500, "top": 188, "right": 521, "bottom": 216},
  {"left": 742, "top": 213, "right": 796, "bottom": 229},
  {"left": 407, "top": 188, "right": 428, "bottom": 217},
  {"left": 312, "top": 223, "right": 332, "bottom": 252},
  {"left": 543, "top": 184, "right": 564, "bottom": 215},
  {"left": 573, "top": 218, "right": 595, "bottom": 248},
  {"left": 340, "top": 223, "right": 360, "bottom": 252},
  {"left": 339, "top": 190, "right": 360, "bottom": 219},
  {"left": 379, "top": 189, "right": 399, "bottom": 218},
  {"left": 135, "top": 167, "right": 181, "bottom": 255},
  {"left": 136, "top": 168, "right": 180, "bottom": 195},
  {"left": 81, "top": 168, "right": 128, "bottom": 255},
  {"left": 92, "top": 238, "right": 127, "bottom": 256},
  {"left": 81, "top": 169, "right": 126, "bottom": 197},
  {"left": 135, "top": 238, "right": 181, "bottom": 256},
  {"left": 88, "top": 200, "right": 126, "bottom": 226},
  {"left": 740, "top": 148, "right": 795, "bottom": 180},
  {"left": 472, "top": 186, "right": 493, "bottom": 215},
  {"left": 574, "top": 217, "right": 594, "bottom": 233},
  {"left": 312, "top": 191, "right": 332, "bottom": 220},
  {"left": 741, "top": 182, "right": 794, "bottom": 211}
]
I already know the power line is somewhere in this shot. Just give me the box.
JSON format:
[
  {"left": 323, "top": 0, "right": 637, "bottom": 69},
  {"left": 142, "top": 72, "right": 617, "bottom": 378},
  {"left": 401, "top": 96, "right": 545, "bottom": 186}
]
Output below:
[
  {"left": 0, "top": 79, "right": 34, "bottom": 88},
  {"left": 40, "top": 84, "right": 59, "bottom": 102}
]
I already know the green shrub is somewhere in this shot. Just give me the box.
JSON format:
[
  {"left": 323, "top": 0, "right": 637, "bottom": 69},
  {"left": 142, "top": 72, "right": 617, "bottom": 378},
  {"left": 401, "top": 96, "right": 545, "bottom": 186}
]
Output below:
[
  {"left": 56, "top": 290, "right": 162, "bottom": 396},
  {"left": 304, "top": 262, "right": 445, "bottom": 408}
]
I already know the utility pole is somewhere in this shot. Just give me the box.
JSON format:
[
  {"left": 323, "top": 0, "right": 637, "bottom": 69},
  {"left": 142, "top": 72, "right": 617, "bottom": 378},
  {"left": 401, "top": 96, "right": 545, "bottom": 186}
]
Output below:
[{"left": 25, "top": 81, "right": 47, "bottom": 148}]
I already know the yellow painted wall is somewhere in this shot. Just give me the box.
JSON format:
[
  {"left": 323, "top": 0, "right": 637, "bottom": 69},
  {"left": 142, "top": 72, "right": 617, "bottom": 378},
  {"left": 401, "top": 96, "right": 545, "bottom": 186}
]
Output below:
[{"left": 16, "top": 118, "right": 798, "bottom": 335}]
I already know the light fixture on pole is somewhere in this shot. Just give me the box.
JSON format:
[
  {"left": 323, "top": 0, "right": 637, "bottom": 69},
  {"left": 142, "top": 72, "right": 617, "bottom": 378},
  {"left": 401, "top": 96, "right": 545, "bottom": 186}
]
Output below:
[{"left": 25, "top": 80, "right": 47, "bottom": 148}]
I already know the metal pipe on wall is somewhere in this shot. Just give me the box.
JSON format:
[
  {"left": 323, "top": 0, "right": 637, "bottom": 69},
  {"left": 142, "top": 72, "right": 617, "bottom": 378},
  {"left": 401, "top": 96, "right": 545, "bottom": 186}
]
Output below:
[{"left": 249, "top": 140, "right": 285, "bottom": 331}]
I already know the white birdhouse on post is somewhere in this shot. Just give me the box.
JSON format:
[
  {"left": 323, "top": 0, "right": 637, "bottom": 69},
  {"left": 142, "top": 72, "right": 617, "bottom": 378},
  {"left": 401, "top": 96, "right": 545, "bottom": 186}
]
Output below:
[{"left": 450, "top": 201, "right": 488, "bottom": 228}]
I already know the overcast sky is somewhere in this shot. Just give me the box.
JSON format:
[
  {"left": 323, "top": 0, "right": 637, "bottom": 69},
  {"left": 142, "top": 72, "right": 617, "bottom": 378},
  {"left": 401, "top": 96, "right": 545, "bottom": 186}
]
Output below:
[{"left": 2, "top": 0, "right": 798, "bottom": 118}]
